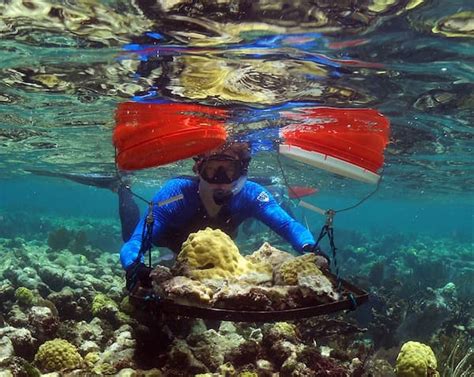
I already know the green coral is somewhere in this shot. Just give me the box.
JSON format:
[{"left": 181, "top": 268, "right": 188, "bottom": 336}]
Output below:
[
  {"left": 92, "top": 293, "right": 132, "bottom": 325},
  {"left": 91, "top": 293, "right": 118, "bottom": 317},
  {"left": 273, "top": 322, "right": 298, "bottom": 338},
  {"left": 93, "top": 362, "right": 117, "bottom": 375},
  {"left": 34, "top": 339, "right": 83, "bottom": 372},
  {"left": 15, "top": 287, "right": 35, "bottom": 306},
  {"left": 396, "top": 341, "right": 440, "bottom": 377}
]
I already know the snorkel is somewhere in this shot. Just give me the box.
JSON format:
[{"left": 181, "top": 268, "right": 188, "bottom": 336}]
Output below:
[{"left": 210, "top": 175, "right": 247, "bottom": 205}]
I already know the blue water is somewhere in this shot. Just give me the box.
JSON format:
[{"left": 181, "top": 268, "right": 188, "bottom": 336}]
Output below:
[{"left": 3, "top": 177, "right": 472, "bottom": 244}]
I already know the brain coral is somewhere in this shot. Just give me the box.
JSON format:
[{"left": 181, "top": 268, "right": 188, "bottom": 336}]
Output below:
[
  {"left": 34, "top": 338, "right": 83, "bottom": 372},
  {"left": 276, "top": 253, "right": 322, "bottom": 285},
  {"left": 395, "top": 341, "right": 439, "bottom": 377},
  {"left": 175, "top": 227, "right": 270, "bottom": 281}
]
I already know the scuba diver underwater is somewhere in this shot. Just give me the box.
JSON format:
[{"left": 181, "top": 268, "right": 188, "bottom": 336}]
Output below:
[
  {"left": 28, "top": 141, "right": 329, "bottom": 293},
  {"left": 119, "top": 141, "right": 328, "bottom": 292},
  {"left": 26, "top": 101, "right": 390, "bottom": 323}
]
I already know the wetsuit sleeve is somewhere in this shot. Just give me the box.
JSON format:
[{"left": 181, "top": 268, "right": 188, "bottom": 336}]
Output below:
[
  {"left": 119, "top": 179, "right": 185, "bottom": 270},
  {"left": 249, "top": 185, "right": 315, "bottom": 253}
]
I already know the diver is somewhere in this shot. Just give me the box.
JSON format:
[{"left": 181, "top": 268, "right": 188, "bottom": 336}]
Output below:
[
  {"left": 121, "top": 142, "right": 326, "bottom": 291},
  {"left": 26, "top": 142, "right": 327, "bottom": 290}
]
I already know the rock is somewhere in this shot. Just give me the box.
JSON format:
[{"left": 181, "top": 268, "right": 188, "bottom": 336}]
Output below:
[
  {"left": 166, "top": 339, "right": 208, "bottom": 375},
  {"left": 65, "top": 317, "right": 106, "bottom": 348},
  {"left": 189, "top": 328, "right": 246, "bottom": 371},
  {"left": 150, "top": 265, "right": 173, "bottom": 285},
  {"left": 0, "top": 327, "right": 37, "bottom": 359},
  {"left": 6, "top": 305, "right": 28, "bottom": 327},
  {"left": 158, "top": 276, "right": 214, "bottom": 305},
  {"left": 298, "top": 273, "right": 341, "bottom": 302},
  {"left": 0, "top": 356, "right": 41, "bottom": 377},
  {"left": 0, "top": 337, "right": 14, "bottom": 363},
  {"left": 212, "top": 284, "right": 292, "bottom": 311},
  {"left": 15, "top": 267, "right": 41, "bottom": 289},
  {"left": 225, "top": 339, "right": 260, "bottom": 366},
  {"left": 0, "top": 283, "right": 15, "bottom": 303},
  {"left": 99, "top": 326, "right": 136, "bottom": 370},
  {"left": 79, "top": 340, "right": 100, "bottom": 355},
  {"left": 256, "top": 359, "right": 274, "bottom": 376},
  {"left": 47, "top": 287, "right": 91, "bottom": 320},
  {"left": 37, "top": 265, "right": 65, "bottom": 291},
  {"left": 28, "top": 306, "right": 59, "bottom": 341}
]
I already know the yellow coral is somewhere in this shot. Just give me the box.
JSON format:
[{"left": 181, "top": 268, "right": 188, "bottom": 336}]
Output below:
[
  {"left": 34, "top": 339, "right": 83, "bottom": 372},
  {"left": 177, "top": 227, "right": 270, "bottom": 281},
  {"left": 278, "top": 254, "right": 322, "bottom": 285},
  {"left": 395, "top": 341, "right": 439, "bottom": 377}
]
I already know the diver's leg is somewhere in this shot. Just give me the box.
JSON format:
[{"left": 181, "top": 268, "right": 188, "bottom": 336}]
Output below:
[{"left": 118, "top": 184, "right": 140, "bottom": 242}]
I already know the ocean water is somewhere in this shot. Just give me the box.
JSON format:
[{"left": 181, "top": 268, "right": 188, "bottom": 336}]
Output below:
[{"left": 0, "top": 1, "right": 473, "bottom": 376}]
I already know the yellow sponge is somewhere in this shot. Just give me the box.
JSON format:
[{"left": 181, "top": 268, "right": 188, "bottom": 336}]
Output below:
[{"left": 395, "top": 341, "right": 439, "bottom": 377}]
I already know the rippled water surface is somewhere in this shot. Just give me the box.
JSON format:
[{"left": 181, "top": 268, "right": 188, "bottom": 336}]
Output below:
[{"left": 0, "top": 0, "right": 472, "bottom": 199}]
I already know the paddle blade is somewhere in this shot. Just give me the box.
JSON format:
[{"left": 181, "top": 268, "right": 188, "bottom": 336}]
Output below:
[
  {"left": 279, "top": 107, "right": 390, "bottom": 184},
  {"left": 113, "top": 102, "right": 228, "bottom": 170}
]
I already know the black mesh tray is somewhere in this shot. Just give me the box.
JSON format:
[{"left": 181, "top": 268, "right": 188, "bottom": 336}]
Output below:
[{"left": 130, "top": 275, "right": 368, "bottom": 323}]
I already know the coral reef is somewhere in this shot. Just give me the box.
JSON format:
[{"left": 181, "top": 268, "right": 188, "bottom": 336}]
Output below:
[
  {"left": 0, "top": 222, "right": 472, "bottom": 376},
  {"left": 156, "top": 233, "right": 340, "bottom": 310},
  {"left": 275, "top": 253, "right": 322, "bottom": 285},
  {"left": 34, "top": 338, "right": 83, "bottom": 372},
  {"left": 175, "top": 227, "right": 272, "bottom": 282},
  {"left": 14, "top": 287, "right": 35, "bottom": 307},
  {"left": 395, "top": 341, "right": 439, "bottom": 377}
]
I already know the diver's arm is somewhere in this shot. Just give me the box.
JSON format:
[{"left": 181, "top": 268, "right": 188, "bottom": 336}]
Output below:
[
  {"left": 120, "top": 217, "right": 151, "bottom": 270},
  {"left": 119, "top": 179, "right": 187, "bottom": 270},
  {"left": 250, "top": 187, "right": 315, "bottom": 252}
]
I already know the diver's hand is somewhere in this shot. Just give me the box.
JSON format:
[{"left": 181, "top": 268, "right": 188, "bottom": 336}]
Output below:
[
  {"left": 126, "top": 262, "right": 153, "bottom": 291},
  {"left": 302, "top": 244, "right": 331, "bottom": 270}
]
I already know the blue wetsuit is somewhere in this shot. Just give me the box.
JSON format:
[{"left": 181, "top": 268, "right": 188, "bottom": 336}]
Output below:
[{"left": 120, "top": 177, "right": 315, "bottom": 270}]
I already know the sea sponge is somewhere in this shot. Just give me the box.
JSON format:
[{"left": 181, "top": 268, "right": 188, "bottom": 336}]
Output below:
[
  {"left": 176, "top": 227, "right": 270, "bottom": 281},
  {"left": 15, "top": 287, "right": 35, "bottom": 306},
  {"left": 276, "top": 254, "right": 322, "bottom": 285},
  {"left": 34, "top": 339, "right": 83, "bottom": 372},
  {"left": 395, "top": 341, "right": 439, "bottom": 377}
]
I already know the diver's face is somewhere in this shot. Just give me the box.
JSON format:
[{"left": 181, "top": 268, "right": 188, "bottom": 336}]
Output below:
[
  {"left": 200, "top": 159, "right": 240, "bottom": 183},
  {"left": 198, "top": 157, "right": 242, "bottom": 184}
]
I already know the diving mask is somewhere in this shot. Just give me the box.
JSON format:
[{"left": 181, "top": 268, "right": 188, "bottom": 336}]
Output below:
[{"left": 198, "top": 154, "right": 246, "bottom": 184}]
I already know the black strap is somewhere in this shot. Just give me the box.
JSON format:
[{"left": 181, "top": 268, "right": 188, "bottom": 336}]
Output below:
[{"left": 315, "top": 210, "right": 357, "bottom": 310}]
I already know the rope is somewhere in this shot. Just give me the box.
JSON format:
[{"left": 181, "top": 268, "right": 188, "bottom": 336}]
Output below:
[
  {"left": 276, "top": 150, "right": 385, "bottom": 311},
  {"left": 275, "top": 149, "right": 383, "bottom": 214},
  {"left": 114, "top": 148, "right": 155, "bottom": 268},
  {"left": 114, "top": 147, "right": 152, "bottom": 205}
]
